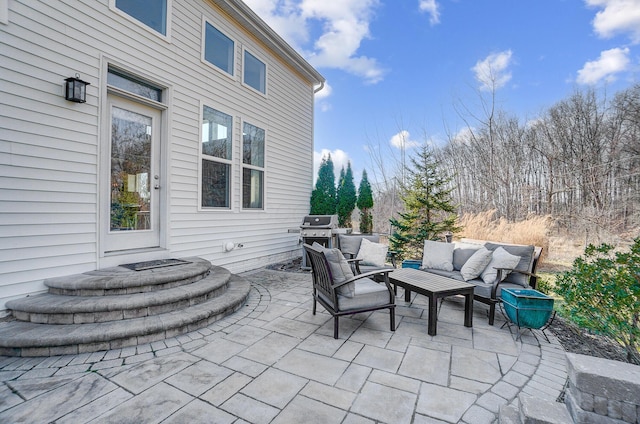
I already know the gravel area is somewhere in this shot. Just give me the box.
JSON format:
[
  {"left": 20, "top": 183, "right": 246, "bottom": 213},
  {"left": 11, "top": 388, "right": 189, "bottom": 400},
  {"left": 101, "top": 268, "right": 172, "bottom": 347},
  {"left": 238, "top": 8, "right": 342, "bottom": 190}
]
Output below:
[{"left": 547, "top": 315, "right": 632, "bottom": 363}]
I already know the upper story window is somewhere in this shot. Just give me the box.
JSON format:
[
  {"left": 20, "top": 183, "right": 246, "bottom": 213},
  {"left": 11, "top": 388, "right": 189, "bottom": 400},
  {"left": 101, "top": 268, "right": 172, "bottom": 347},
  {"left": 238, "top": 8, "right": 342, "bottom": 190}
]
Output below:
[
  {"left": 204, "top": 22, "right": 234, "bottom": 76},
  {"left": 115, "top": 0, "right": 167, "bottom": 35},
  {"left": 202, "top": 106, "right": 233, "bottom": 208},
  {"left": 243, "top": 50, "right": 266, "bottom": 94},
  {"left": 242, "top": 122, "right": 265, "bottom": 209}
]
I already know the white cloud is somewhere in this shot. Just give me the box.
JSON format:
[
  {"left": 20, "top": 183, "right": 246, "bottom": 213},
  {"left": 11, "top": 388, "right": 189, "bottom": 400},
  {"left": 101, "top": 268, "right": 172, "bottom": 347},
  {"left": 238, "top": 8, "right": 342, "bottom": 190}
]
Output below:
[
  {"left": 452, "top": 127, "right": 474, "bottom": 144},
  {"left": 419, "top": 0, "right": 440, "bottom": 25},
  {"left": 244, "top": 0, "right": 385, "bottom": 84},
  {"left": 243, "top": 0, "right": 309, "bottom": 51},
  {"left": 389, "top": 130, "right": 420, "bottom": 149},
  {"left": 472, "top": 50, "right": 514, "bottom": 91},
  {"left": 577, "top": 47, "right": 630, "bottom": 84},
  {"left": 586, "top": 0, "right": 640, "bottom": 43},
  {"left": 313, "top": 149, "right": 351, "bottom": 183}
]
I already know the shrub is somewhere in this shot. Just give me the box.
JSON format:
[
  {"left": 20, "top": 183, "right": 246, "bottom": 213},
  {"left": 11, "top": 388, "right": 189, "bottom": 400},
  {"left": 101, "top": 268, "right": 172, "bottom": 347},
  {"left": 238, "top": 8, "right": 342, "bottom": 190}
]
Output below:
[{"left": 555, "top": 238, "right": 640, "bottom": 364}]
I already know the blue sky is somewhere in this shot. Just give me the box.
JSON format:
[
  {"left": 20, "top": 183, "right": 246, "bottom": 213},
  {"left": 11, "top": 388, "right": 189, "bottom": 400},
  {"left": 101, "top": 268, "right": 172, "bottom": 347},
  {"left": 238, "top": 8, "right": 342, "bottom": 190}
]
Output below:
[{"left": 244, "top": 0, "right": 640, "bottom": 186}]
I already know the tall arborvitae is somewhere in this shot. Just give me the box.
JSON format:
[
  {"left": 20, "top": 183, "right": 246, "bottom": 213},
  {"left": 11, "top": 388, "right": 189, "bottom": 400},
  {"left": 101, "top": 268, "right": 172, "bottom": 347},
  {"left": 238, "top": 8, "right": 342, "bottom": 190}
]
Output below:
[
  {"left": 389, "top": 145, "right": 459, "bottom": 259},
  {"left": 357, "top": 170, "right": 374, "bottom": 233},
  {"left": 310, "top": 154, "right": 337, "bottom": 214},
  {"left": 337, "top": 162, "right": 357, "bottom": 228}
]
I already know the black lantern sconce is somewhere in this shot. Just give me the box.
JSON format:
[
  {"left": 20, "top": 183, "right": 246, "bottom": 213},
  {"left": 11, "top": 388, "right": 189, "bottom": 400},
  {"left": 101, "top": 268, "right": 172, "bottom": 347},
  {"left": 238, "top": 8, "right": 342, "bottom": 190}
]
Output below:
[{"left": 65, "top": 74, "right": 90, "bottom": 103}]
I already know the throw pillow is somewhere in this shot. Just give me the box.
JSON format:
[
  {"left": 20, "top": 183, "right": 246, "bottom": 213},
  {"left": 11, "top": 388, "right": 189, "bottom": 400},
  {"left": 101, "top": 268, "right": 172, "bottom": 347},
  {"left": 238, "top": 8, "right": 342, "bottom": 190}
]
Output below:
[
  {"left": 422, "top": 240, "right": 454, "bottom": 271},
  {"left": 480, "top": 247, "right": 521, "bottom": 285},
  {"left": 484, "top": 243, "right": 535, "bottom": 287},
  {"left": 460, "top": 247, "right": 493, "bottom": 281},
  {"left": 356, "top": 238, "right": 389, "bottom": 267},
  {"left": 452, "top": 242, "right": 482, "bottom": 271},
  {"left": 313, "top": 242, "right": 355, "bottom": 297}
]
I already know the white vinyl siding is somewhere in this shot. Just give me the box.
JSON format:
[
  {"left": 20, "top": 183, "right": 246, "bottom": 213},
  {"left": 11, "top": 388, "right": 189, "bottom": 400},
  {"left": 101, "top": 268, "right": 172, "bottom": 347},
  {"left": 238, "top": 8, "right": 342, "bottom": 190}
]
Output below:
[{"left": 0, "top": 0, "right": 319, "bottom": 310}]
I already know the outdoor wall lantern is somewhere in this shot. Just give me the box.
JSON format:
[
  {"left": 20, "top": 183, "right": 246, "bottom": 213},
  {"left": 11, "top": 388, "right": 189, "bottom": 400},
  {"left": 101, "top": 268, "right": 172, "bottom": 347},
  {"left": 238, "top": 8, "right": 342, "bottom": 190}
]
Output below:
[{"left": 65, "top": 74, "right": 90, "bottom": 103}]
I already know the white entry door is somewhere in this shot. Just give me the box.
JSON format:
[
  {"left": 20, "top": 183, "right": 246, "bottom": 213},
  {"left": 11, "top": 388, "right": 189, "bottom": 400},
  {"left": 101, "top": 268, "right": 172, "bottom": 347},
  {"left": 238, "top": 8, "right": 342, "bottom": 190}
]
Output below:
[{"left": 103, "top": 96, "right": 161, "bottom": 252}]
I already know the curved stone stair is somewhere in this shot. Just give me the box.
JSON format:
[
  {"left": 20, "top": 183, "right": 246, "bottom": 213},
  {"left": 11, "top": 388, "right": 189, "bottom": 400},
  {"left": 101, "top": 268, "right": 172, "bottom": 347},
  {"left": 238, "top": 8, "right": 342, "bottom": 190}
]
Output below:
[{"left": 0, "top": 257, "right": 251, "bottom": 357}]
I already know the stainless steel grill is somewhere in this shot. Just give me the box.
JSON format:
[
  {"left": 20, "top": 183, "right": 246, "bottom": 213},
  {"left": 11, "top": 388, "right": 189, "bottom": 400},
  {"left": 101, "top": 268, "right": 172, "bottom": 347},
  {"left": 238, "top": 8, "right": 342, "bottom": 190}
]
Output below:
[{"left": 300, "top": 215, "right": 342, "bottom": 269}]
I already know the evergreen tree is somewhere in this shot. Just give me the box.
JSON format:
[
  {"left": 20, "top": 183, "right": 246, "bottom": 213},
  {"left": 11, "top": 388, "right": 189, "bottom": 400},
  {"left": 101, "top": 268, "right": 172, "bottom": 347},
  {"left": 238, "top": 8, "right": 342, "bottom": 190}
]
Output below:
[
  {"left": 337, "top": 162, "right": 357, "bottom": 228},
  {"left": 310, "top": 154, "right": 336, "bottom": 214},
  {"left": 336, "top": 166, "right": 346, "bottom": 213},
  {"left": 389, "top": 145, "right": 459, "bottom": 259},
  {"left": 357, "top": 170, "right": 374, "bottom": 233}
]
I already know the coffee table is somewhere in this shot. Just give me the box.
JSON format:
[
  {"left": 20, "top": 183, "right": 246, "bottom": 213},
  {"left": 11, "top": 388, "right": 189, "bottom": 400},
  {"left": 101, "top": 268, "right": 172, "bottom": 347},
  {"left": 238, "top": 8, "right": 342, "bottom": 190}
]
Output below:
[{"left": 389, "top": 268, "right": 474, "bottom": 336}]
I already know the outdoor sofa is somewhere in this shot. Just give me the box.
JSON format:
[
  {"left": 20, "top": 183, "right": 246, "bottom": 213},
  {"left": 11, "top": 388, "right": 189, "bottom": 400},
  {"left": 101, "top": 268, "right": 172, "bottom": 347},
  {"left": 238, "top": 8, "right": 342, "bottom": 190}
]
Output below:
[{"left": 418, "top": 239, "right": 542, "bottom": 325}]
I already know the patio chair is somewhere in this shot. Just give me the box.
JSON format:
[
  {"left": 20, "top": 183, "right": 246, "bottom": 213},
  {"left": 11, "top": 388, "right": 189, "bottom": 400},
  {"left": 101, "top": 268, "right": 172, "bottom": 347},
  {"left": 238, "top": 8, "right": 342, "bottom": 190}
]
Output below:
[{"left": 303, "top": 243, "right": 396, "bottom": 339}]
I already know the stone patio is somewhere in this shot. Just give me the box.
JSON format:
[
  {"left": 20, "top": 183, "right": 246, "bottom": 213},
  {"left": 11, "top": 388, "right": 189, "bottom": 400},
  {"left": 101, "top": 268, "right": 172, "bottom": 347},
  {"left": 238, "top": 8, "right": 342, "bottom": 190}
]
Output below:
[{"left": 0, "top": 268, "right": 568, "bottom": 423}]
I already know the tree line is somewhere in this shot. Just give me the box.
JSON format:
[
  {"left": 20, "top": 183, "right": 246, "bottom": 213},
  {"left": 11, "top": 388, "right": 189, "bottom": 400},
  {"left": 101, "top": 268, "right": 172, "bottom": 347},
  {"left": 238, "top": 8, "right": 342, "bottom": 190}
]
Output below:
[{"left": 365, "top": 84, "right": 640, "bottom": 243}]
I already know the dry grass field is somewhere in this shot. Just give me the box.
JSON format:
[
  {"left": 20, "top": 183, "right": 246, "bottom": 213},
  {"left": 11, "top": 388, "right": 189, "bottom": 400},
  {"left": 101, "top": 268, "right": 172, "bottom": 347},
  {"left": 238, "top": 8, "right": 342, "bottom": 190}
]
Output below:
[
  {"left": 455, "top": 210, "right": 636, "bottom": 271},
  {"left": 455, "top": 210, "right": 638, "bottom": 363}
]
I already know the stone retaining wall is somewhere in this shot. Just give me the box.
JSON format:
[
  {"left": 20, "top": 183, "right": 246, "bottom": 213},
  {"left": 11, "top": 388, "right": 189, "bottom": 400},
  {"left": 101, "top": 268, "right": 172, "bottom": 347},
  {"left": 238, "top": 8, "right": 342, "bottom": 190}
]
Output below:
[
  {"left": 565, "top": 353, "right": 640, "bottom": 423},
  {"left": 500, "top": 353, "right": 640, "bottom": 424}
]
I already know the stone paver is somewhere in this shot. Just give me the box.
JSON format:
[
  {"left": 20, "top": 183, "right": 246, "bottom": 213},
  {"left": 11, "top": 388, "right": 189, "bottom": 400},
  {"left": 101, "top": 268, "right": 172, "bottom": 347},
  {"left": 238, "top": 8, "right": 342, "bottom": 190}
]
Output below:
[{"left": 0, "top": 269, "right": 568, "bottom": 423}]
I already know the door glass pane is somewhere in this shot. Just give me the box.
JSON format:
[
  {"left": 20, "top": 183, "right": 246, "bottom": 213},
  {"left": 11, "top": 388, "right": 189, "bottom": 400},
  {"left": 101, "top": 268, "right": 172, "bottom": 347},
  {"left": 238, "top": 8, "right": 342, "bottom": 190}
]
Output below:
[{"left": 110, "top": 106, "right": 152, "bottom": 231}]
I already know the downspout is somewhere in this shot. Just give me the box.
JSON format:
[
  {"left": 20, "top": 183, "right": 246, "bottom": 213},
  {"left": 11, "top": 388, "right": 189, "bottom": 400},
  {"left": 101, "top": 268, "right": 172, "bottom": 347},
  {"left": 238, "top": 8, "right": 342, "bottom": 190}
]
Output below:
[{"left": 314, "top": 81, "right": 325, "bottom": 93}]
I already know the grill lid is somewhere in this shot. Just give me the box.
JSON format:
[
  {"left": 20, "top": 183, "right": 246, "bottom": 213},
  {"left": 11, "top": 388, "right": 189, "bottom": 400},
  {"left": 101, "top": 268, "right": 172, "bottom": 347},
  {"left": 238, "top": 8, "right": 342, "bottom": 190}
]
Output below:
[{"left": 300, "top": 215, "right": 338, "bottom": 228}]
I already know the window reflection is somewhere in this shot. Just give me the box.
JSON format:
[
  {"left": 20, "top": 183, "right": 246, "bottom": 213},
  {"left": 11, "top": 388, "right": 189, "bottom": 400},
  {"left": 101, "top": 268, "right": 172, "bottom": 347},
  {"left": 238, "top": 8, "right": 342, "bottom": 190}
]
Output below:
[
  {"left": 110, "top": 107, "right": 152, "bottom": 231},
  {"left": 201, "top": 106, "right": 233, "bottom": 208},
  {"left": 242, "top": 122, "right": 265, "bottom": 209}
]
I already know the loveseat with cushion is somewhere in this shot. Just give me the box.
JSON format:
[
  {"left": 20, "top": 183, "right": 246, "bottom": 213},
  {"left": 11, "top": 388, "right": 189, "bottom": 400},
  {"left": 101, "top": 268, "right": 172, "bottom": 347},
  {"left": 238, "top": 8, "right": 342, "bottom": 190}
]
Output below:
[
  {"left": 418, "top": 239, "right": 542, "bottom": 325},
  {"left": 337, "top": 234, "right": 396, "bottom": 275}
]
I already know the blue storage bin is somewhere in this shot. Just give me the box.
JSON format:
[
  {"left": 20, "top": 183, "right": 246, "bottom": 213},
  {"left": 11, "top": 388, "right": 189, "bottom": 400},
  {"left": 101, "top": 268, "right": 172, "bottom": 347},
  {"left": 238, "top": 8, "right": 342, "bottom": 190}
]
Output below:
[
  {"left": 502, "top": 288, "right": 554, "bottom": 329},
  {"left": 401, "top": 260, "right": 422, "bottom": 269}
]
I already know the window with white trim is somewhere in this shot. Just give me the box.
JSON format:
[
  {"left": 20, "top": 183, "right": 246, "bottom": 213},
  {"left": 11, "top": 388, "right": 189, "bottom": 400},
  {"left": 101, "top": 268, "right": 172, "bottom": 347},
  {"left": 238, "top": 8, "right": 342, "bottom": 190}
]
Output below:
[
  {"left": 243, "top": 50, "right": 266, "bottom": 94},
  {"left": 201, "top": 106, "right": 233, "bottom": 208},
  {"left": 115, "top": 0, "right": 167, "bottom": 35},
  {"left": 204, "top": 22, "right": 234, "bottom": 76},
  {"left": 242, "top": 122, "right": 265, "bottom": 209}
]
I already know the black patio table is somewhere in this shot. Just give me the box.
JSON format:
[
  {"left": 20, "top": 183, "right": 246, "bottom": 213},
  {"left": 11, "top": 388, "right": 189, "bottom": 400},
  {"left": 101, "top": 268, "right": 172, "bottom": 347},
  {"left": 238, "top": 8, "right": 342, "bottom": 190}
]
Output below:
[{"left": 389, "top": 268, "right": 474, "bottom": 336}]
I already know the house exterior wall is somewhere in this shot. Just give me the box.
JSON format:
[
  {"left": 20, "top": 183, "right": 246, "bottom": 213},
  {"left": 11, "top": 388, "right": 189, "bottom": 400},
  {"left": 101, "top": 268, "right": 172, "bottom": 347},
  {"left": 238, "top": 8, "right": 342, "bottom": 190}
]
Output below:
[{"left": 0, "top": 0, "right": 322, "bottom": 311}]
